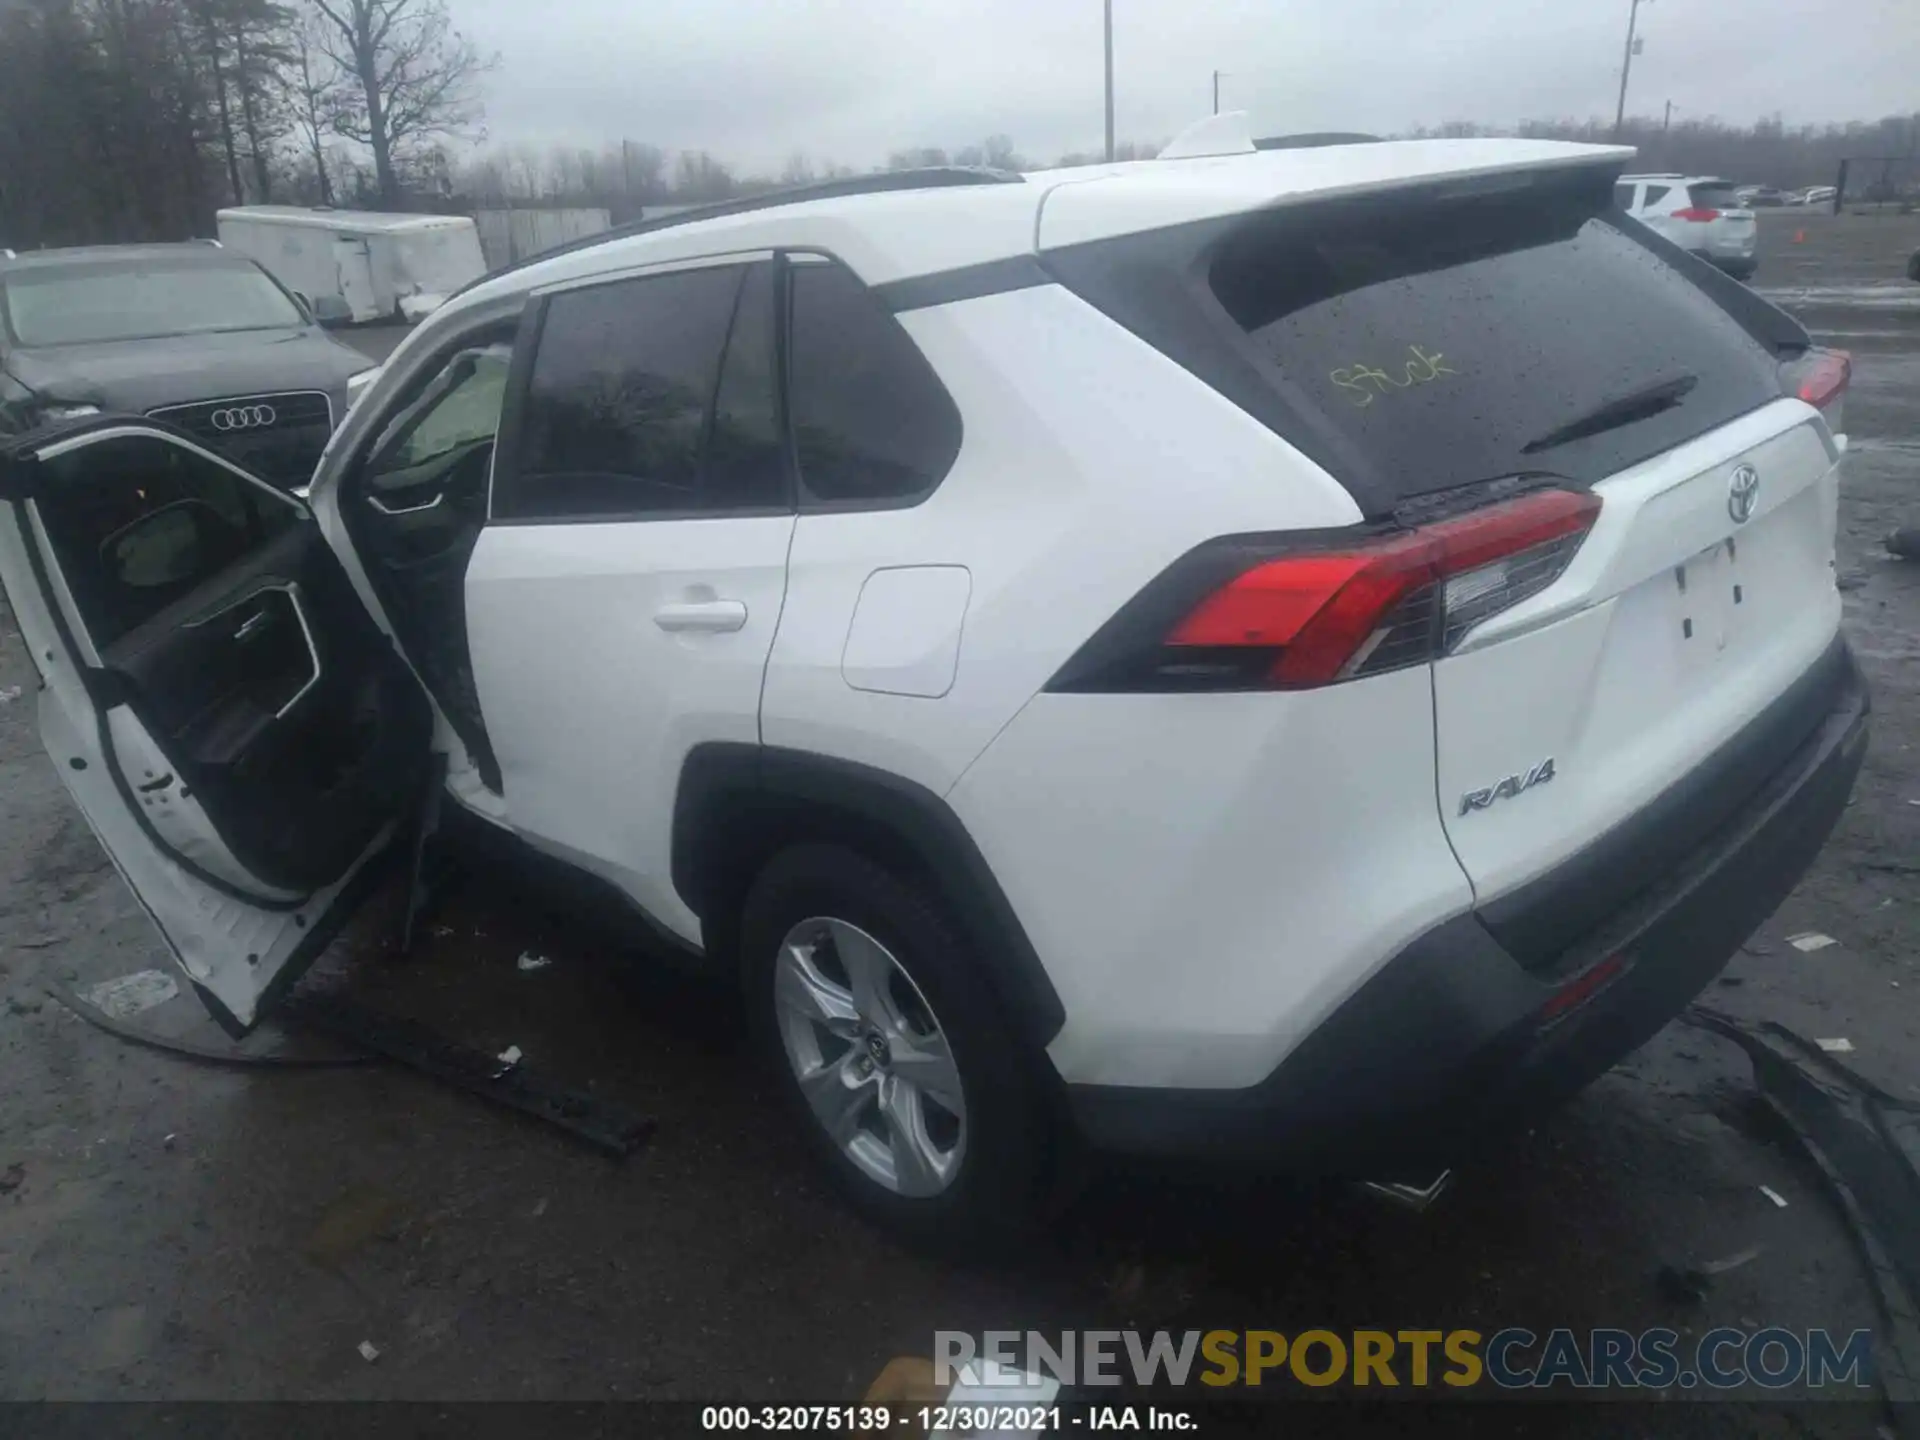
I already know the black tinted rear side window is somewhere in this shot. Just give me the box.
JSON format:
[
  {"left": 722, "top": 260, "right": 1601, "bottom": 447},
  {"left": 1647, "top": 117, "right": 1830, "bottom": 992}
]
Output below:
[
  {"left": 502, "top": 265, "right": 743, "bottom": 520},
  {"left": 787, "top": 260, "right": 961, "bottom": 505},
  {"left": 1205, "top": 175, "right": 1782, "bottom": 503},
  {"left": 706, "top": 262, "right": 785, "bottom": 510}
]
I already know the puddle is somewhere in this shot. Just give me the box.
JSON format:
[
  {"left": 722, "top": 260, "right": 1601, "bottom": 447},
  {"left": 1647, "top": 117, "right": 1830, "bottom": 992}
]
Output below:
[
  {"left": 1844, "top": 437, "right": 1920, "bottom": 455},
  {"left": 1758, "top": 284, "right": 1920, "bottom": 312}
]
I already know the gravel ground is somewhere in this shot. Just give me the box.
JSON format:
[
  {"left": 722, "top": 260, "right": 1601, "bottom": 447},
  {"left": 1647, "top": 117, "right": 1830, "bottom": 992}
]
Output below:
[{"left": 0, "top": 210, "right": 1914, "bottom": 1432}]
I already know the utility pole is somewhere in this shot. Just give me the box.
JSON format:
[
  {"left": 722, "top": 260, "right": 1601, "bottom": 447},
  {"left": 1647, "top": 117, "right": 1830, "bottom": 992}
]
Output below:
[
  {"left": 1213, "top": 69, "right": 1222, "bottom": 115},
  {"left": 1662, "top": 99, "right": 1672, "bottom": 135},
  {"left": 1103, "top": 0, "right": 1115, "bottom": 161},
  {"left": 1612, "top": 0, "right": 1649, "bottom": 142}
]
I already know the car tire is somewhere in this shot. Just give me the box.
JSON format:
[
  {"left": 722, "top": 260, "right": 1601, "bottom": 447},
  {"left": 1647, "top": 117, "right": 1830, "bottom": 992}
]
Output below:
[
  {"left": 740, "top": 843, "right": 1057, "bottom": 1248},
  {"left": 1723, "top": 260, "right": 1758, "bottom": 282}
]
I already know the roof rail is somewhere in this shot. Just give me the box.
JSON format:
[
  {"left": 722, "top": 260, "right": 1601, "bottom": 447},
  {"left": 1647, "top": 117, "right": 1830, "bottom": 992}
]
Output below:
[
  {"left": 1252, "top": 132, "right": 1380, "bottom": 150},
  {"left": 450, "top": 166, "right": 1024, "bottom": 300}
]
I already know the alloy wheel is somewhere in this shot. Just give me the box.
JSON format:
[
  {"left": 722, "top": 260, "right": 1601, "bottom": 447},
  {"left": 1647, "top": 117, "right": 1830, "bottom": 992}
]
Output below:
[{"left": 773, "top": 916, "right": 968, "bottom": 1197}]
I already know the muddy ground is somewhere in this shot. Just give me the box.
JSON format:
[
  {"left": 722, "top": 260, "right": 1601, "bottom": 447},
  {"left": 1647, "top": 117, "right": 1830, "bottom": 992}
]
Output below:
[{"left": 0, "top": 208, "right": 1915, "bottom": 1432}]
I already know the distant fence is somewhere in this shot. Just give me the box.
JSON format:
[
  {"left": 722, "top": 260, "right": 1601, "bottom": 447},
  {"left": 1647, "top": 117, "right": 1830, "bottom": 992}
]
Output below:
[
  {"left": 473, "top": 207, "right": 612, "bottom": 270},
  {"left": 1836, "top": 157, "right": 1920, "bottom": 214}
]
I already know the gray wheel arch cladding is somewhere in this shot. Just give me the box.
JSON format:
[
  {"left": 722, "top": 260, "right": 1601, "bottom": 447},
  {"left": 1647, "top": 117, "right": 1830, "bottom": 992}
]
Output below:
[{"left": 670, "top": 742, "right": 1066, "bottom": 1052}]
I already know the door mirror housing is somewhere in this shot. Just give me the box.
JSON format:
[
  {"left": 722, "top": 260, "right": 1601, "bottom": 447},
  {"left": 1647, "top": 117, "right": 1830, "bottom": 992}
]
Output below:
[
  {"left": 101, "top": 499, "right": 229, "bottom": 591},
  {"left": 311, "top": 294, "right": 354, "bottom": 328}
]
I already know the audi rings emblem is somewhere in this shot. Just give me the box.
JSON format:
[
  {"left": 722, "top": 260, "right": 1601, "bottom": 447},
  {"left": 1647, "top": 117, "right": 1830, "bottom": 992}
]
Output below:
[{"left": 210, "top": 404, "right": 277, "bottom": 432}]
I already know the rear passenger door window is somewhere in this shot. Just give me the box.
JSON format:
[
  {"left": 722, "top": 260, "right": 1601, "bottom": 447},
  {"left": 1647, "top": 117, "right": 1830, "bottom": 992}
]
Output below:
[
  {"left": 785, "top": 257, "right": 961, "bottom": 507},
  {"left": 706, "top": 262, "right": 785, "bottom": 511},
  {"left": 497, "top": 260, "right": 785, "bottom": 521}
]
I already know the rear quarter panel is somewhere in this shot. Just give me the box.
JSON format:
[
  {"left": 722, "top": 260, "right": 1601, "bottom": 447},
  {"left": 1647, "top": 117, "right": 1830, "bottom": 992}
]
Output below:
[{"left": 758, "top": 282, "right": 1365, "bottom": 797}]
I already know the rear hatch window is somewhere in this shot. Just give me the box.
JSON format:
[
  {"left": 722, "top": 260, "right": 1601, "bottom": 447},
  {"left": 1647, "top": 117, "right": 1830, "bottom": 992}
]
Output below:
[
  {"left": 1202, "top": 172, "right": 1784, "bottom": 507},
  {"left": 1688, "top": 182, "right": 1744, "bottom": 210}
]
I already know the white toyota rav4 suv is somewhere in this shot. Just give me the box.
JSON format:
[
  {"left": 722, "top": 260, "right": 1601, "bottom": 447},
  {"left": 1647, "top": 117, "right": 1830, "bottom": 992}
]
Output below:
[
  {"left": 1617, "top": 173, "right": 1760, "bottom": 279},
  {"left": 0, "top": 130, "right": 1867, "bottom": 1243}
]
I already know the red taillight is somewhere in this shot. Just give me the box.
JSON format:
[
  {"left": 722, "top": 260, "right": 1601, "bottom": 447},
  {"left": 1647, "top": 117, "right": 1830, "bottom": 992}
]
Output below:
[
  {"left": 1537, "top": 953, "right": 1629, "bottom": 1026},
  {"left": 1170, "top": 543, "right": 1423, "bottom": 649},
  {"left": 1791, "top": 348, "right": 1850, "bottom": 411},
  {"left": 1781, "top": 346, "right": 1850, "bottom": 434},
  {"left": 1167, "top": 489, "right": 1601, "bottom": 689},
  {"left": 1671, "top": 206, "right": 1722, "bottom": 222}
]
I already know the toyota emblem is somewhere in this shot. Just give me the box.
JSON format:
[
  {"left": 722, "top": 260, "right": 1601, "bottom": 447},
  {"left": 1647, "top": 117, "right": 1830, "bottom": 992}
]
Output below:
[
  {"left": 210, "top": 404, "right": 277, "bottom": 432},
  {"left": 1727, "top": 464, "right": 1760, "bottom": 524}
]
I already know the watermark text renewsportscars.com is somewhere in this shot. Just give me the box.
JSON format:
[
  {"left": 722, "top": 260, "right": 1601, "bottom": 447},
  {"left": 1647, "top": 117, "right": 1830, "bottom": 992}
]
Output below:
[{"left": 936, "top": 1327, "right": 1874, "bottom": 1391}]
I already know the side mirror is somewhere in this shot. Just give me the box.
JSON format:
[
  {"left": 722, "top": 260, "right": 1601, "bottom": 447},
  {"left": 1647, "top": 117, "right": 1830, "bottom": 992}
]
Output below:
[
  {"left": 311, "top": 294, "right": 354, "bottom": 328},
  {"left": 100, "top": 500, "right": 227, "bottom": 590}
]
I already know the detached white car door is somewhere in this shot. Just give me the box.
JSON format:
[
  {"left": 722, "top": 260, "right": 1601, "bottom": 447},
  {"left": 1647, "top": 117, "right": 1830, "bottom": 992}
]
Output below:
[
  {"left": 0, "top": 420, "right": 431, "bottom": 1031},
  {"left": 463, "top": 254, "right": 794, "bottom": 942}
]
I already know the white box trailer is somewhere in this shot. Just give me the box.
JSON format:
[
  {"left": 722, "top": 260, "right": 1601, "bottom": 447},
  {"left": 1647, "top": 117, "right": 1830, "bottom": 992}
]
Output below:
[{"left": 215, "top": 206, "right": 487, "bottom": 323}]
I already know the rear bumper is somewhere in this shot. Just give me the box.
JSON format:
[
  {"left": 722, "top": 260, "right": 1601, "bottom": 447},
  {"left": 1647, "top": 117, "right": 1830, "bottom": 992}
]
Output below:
[
  {"left": 1068, "top": 636, "right": 1870, "bottom": 1173},
  {"left": 1690, "top": 246, "right": 1756, "bottom": 275}
]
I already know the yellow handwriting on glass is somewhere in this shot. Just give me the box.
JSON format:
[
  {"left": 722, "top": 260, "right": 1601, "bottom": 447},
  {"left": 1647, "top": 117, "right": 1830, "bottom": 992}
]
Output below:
[{"left": 1330, "top": 346, "right": 1458, "bottom": 408}]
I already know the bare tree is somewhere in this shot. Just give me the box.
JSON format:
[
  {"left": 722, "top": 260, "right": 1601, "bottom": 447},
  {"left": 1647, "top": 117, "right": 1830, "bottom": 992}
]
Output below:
[
  {"left": 286, "top": 7, "right": 347, "bottom": 202},
  {"left": 184, "top": 0, "right": 244, "bottom": 201},
  {"left": 886, "top": 146, "right": 949, "bottom": 171},
  {"left": 617, "top": 140, "right": 665, "bottom": 200},
  {"left": 309, "top": 0, "right": 491, "bottom": 206},
  {"left": 674, "top": 150, "right": 734, "bottom": 202},
  {"left": 221, "top": 0, "right": 297, "bottom": 201},
  {"left": 981, "top": 134, "right": 1025, "bottom": 170}
]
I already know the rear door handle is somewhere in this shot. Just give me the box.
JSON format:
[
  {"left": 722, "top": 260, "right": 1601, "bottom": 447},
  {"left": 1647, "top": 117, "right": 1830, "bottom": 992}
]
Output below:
[{"left": 653, "top": 599, "right": 748, "bottom": 634}]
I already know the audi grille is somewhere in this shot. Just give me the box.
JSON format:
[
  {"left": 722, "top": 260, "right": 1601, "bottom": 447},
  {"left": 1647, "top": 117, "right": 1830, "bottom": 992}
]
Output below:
[{"left": 147, "top": 390, "right": 335, "bottom": 490}]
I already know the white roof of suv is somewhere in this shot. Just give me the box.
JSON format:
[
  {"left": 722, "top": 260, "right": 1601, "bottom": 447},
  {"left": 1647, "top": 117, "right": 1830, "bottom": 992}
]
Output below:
[{"left": 447, "top": 138, "right": 1631, "bottom": 322}]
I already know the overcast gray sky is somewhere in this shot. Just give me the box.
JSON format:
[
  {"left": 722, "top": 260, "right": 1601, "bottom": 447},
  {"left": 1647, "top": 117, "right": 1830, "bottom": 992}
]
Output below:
[{"left": 458, "top": 0, "right": 1918, "bottom": 172}]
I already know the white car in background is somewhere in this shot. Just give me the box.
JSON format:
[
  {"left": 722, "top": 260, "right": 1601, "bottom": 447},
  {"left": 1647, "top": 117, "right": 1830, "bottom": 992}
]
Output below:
[{"left": 1617, "top": 174, "right": 1759, "bottom": 279}]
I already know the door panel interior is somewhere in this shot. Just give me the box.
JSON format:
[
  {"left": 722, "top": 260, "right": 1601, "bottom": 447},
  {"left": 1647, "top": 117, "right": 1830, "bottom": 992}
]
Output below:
[
  {"left": 33, "top": 432, "right": 433, "bottom": 894},
  {"left": 343, "top": 336, "right": 514, "bottom": 791}
]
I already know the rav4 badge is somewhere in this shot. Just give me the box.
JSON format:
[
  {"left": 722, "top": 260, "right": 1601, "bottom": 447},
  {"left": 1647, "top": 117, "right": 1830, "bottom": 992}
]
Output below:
[{"left": 1458, "top": 758, "right": 1557, "bottom": 817}]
